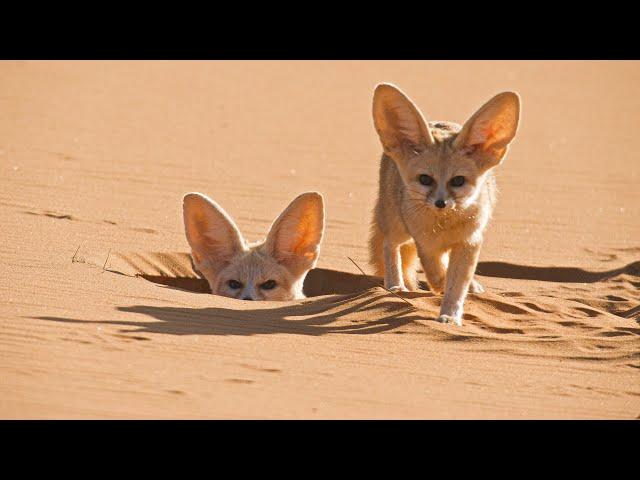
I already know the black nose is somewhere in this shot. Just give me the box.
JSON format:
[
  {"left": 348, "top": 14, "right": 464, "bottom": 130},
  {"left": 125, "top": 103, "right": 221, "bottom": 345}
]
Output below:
[
  {"left": 435, "top": 199, "right": 446, "bottom": 209},
  {"left": 242, "top": 297, "right": 253, "bottom": 301}
]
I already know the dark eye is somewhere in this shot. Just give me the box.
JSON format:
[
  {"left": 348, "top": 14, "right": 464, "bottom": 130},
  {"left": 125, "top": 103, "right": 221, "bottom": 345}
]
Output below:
[
  {"left": 228, "top": 280, "right": 243, "bottom": 290},
  {"left": 418, "top": 174, "right": 434, "bottom": 186},
  {"left": 450, "top": 176, "right": 465, "bottom": 187},
  {"left": 260, "top": 280, "right": 277, "bottom": 290}
]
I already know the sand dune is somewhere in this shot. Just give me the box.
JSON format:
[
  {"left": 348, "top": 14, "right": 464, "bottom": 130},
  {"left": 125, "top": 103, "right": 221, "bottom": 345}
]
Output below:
[
  {"left": 97, "top": 250, "right": 639, "bottom": 358},
  {"left": 1, "top": 61, "right": 638, "bottom": 418}
]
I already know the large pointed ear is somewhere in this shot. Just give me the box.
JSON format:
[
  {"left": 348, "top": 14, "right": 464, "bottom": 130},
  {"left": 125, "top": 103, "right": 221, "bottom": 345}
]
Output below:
[
  {"left": 265, "top": 192, "right": 324, "bottom": 277},
  {"left": 454, "top": 92, "right": 520, "bottom": 169},
  {"left": 183, "top": 193, "right": 246, "bottom": 272},
  {"left": 372, "top": 83, "right": 435, "bottom": 156}
]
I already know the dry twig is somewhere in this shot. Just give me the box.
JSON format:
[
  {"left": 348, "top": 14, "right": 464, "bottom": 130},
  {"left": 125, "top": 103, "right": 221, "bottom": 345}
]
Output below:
[{"left": 347, "top": 256, "right": 416, "bottom": 309}]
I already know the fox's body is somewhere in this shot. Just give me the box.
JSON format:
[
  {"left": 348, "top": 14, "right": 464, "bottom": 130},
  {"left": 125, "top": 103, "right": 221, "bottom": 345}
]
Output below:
[
  {"left": 183, "top": 192, "right": 324, "bottom": 301},
  {"left": 369, "top": 84, "right": 519, "bottom": 325},
  {"left": 370, "top": 148, "right": 497, "bottom": 290}
]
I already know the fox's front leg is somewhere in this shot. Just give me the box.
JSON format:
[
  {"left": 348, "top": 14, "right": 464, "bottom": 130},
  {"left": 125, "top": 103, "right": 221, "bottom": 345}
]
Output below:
[
  {"left": 437, "top": 242, "right": 482, "bottom": 326},
  {"left": 383, "top": 238, "right": 407, "bottom": 292}
]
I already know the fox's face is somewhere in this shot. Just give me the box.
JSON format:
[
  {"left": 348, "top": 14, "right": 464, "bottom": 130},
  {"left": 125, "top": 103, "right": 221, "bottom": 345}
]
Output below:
[
  {"left": 373, "top": 85, "right": 520, "bottom": 212},
  {"left": 204, "top": 248, "right": 302, "bottom": 301},
  {"left": 391, "top": 128, "right": 492, "bottom": 212},
  {"left": 183, "top": 192, "right": 324, "bottom": 301}
]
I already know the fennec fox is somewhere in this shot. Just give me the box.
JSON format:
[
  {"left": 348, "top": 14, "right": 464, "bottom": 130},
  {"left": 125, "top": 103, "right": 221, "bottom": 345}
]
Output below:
[
  {"left": 369, "top": 84, "right": 520, "bottom": 326},
  {"left": 183, "top": 192, "right": 324, "bottom": 301}
]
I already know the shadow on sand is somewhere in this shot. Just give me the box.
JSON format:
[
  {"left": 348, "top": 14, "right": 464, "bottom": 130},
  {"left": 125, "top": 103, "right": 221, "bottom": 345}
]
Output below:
[
  {"left": 138, "top": 260, "right": 640, "bottom": 296},
  {"left": 33, "top": 259, "right": 638, "bottom": 338},
  {"left": 34, "top": 290, "right": 427, "bottom": 337},
  {"left": 475, "top": 260, "right": 639, "bottom": 283},
  {"left": 136, "top": 267, "right": 385, "bottom": 296}
]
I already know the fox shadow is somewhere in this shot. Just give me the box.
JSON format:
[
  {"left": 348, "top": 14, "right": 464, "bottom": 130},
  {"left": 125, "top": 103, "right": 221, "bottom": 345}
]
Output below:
[
  {"left": 138, "top": 260, "right": 640, "bottom": 296},
  {"left": 33, "top": 289, "right": 427, "bottom": 337},
  {"left": 475, "top": 260, "right": 640, "bottom": 283},
  {"left": 34, "top": 258, "right": 637, "bottom": 338}
]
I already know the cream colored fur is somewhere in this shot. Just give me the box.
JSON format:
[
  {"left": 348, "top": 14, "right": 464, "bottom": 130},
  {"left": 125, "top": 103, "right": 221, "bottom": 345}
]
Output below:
[
  {"left": 369, "top": 84, "right": 520, "bottom": 325},
  {"left": 183, "top": 192, "right": 324, "bottom": 301}
]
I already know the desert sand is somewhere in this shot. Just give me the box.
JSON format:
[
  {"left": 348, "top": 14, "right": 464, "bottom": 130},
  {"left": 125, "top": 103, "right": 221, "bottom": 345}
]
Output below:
[{"left": 0, "top": 60, "right": 638, "bottom": 419}]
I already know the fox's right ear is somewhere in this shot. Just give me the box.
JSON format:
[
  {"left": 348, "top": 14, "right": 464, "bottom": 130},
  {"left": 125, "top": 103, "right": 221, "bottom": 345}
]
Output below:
[
  {"left": 454, "top": 92, "right": 520, "bottom": 169},
  {"left": 264, "top": 192, "right": 325, "bottom": 278},
  {"left": 183, "top": 193, "right": 246, "bottom": 272},
  {"left": 372, "top": 83, "right": 435, "bottom": 155}
]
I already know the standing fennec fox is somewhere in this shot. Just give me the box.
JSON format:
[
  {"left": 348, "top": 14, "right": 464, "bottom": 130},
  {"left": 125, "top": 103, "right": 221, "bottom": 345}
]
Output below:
[
  {"left": 369, "top": 84, "right": 520, "bottom": 326},
  {"left": 183, "top": 192, "right": 324, "bottom": 301}
]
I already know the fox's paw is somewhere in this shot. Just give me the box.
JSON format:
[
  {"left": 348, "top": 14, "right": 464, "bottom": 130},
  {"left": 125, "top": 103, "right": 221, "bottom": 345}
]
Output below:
[
  {"left": 437, "top": 314, "right": 462, "bottom": 327},
  {"left": 388, "top": 285, "right": 409, "bottom": 293},
  {"left": 426, "top": 280, "right": 444, "bottom": 294},
  {"left": 469, "top": 279, "right": 485, "bottom": 294},
  {"left": 403, "top": 277, "right": 418, "bottom": 292}
]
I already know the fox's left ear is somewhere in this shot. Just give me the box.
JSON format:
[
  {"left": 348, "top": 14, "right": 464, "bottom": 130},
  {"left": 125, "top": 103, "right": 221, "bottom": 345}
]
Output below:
[
  {"left": 265, "top": 192, "right": 325, "bottom": 277},
  {"left": 454, "top": 92, "right": 520, "bottom": 169}
]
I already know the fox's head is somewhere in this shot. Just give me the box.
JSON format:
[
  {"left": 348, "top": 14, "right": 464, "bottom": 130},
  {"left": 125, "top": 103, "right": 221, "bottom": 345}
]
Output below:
[
  {"left": 183, "top": 192, "right": 324, "bottom": 301},
  {"left": 373, "top": 84, "right": 520, "bottom": 212}
]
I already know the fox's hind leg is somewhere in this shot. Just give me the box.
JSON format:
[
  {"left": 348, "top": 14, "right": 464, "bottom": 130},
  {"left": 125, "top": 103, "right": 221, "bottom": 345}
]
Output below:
[
  {"left": 416, "top": 245, "right": 447, "bottom": 294},
  {"left": 369, "top": 221, "right": 385, "bottom": 279},
  {"left": 369, "top": 221, "right": 408, "bottom": 291},
  {"left": 400, "top": 241, "right": 418, "bottom": 291}
]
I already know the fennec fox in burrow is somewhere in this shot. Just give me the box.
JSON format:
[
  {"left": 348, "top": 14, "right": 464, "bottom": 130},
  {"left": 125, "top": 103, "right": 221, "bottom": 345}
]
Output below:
[
  {"left": 183, "top": 192, "right": 324, "bottom": 301},
  {"left": 369, "top": 83, "right": 520, "bottom": 326}
]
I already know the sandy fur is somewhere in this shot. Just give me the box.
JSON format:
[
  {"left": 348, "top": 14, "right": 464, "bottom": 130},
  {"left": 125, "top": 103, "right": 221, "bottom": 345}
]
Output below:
[{"left": 370, "top": 84, "right": 519, "bottom": 325}]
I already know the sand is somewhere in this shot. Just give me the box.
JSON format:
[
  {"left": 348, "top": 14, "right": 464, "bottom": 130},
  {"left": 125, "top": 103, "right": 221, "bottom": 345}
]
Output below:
[{"left": 1, "top": 60, "right": 638, "bottom": 419}]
